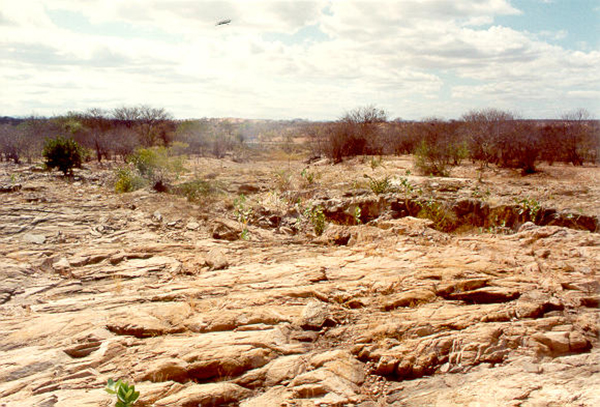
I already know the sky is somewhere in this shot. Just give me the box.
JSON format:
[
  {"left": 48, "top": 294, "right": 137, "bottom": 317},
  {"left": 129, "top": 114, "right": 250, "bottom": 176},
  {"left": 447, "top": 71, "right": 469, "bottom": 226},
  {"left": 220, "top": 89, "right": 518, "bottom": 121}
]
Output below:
[{"left": 1, "top": 0, "right": 599, "bottom": 120}]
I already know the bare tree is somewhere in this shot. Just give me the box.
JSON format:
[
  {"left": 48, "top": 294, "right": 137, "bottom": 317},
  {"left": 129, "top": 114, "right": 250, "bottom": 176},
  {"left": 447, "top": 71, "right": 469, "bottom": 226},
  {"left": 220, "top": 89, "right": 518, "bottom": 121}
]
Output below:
[
  {"left": 107, "top": 125, "right": 138, "bottom": 161},
  {"left": 0, "top": 124, "right": 25, "bottom": 163},
  {"left": 79, "top": 108, "right": 113, "bottom": 162},
  {"left": 114, "top": 105, "right": 174, "bottom": 147},
  {"left": 560, "top": 108, "right": 596, "bottom": 165},
  {"left": 461, "top": 108, "right": 516, "bottom": 167},
  {"left": 318, "top": 106, "right": 388, "bottom": 163},
  {"left": 18, "top": 115, "right": 59, "bottom": 163}
]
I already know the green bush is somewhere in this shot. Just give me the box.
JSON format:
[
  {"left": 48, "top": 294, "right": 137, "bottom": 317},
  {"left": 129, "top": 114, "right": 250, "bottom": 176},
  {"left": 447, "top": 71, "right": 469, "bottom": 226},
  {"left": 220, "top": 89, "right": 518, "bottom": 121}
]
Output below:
[
  {"left": 414, "top": 140, "right": 451, "bottom": 177},
  {"left": 42, "top": 136, "right": 85, "bottom": 175},
  {"left": 304, "top": 205, "right": 326, "bottom": 236},
  {"left": 126, "top": 146, "right": 185, "bottom": 192},
  {"left": 173, "top": 179, "right": 218, "bottom": 202},
  {"left": 114, "top": 167, "right": 145, "bottom": 193}
]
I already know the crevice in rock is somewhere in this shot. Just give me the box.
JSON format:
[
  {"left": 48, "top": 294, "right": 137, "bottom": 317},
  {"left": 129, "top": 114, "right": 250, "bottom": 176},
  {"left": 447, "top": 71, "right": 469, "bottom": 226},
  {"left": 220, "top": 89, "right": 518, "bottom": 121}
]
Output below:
[{"left": 319, "top": 195, "right": 599, "bottom": 233}]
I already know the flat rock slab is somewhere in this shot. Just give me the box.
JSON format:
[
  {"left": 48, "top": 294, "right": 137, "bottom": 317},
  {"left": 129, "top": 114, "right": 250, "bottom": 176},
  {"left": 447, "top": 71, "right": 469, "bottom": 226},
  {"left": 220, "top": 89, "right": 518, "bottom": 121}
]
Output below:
[{"left": 0, "top": 162, "right": 598, "bottom": 407}]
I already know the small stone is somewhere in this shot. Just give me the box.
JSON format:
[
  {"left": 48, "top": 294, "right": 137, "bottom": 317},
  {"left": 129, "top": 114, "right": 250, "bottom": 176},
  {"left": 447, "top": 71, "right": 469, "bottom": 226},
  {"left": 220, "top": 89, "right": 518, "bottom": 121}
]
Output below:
[
  {"left": 212, "top": 218, "right": 242, "bottom": 241},
  {"left": 569, "top": 331, "right": 591, "bottom": 353},
  {"left": 280, "top": 226, "right": 294, "bottom": 235},
  {"left": 22, "top": 233, "right": 46, "bottom": 244},
  {"left": 299, "top": 300, "right": 336, "bottom": 330},
  {"left": 53, "top": 257, "right": 70, "bottom": 271},
  {"left": 152, "top": 211, "right": 163, "bottom": 222},
  {"left": 0, "top": 184, "right": 21, "bottom": 193},
  {"left": 522, "top": 362, "right": 541, "bottom": 373},
  {"left": 186, "top": 222, "right": 200, "bottom": 230},
  {"left": 532, "top": 332, "right": 570, "bottom": 355},
  {"left": 205, "top": 248, "right": 229, "bottom": 270}
]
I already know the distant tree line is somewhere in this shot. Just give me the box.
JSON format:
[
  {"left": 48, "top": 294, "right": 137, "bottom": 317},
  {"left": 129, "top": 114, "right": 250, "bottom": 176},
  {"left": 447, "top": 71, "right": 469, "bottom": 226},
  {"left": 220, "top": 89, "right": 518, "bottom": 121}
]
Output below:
[
  {"left": 0, "top": 106, "right": 308, "bottom": 164},
  {"left": 1, "top": 105, "right": 597, "bottom": 176},
  {"left": 309, "top": 106, "right": 599, "bottom": 175}
]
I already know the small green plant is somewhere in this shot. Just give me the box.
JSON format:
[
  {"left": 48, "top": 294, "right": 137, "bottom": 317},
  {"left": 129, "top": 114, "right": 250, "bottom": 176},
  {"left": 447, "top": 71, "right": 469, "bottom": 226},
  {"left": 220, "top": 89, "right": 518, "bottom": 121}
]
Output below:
[
  {"left": 234, "top": 194, "right": 252, "bottom": 240},
  {"left": 350, "top": 179, "right": 366, "bottom": 191},
  {"left": 304, "top": 205, "right": 326, "bottom": 236},
  {"left": 516, "top": 197, "right": 542, "bottom": 220},
  {"left": 42, "top": 136, "right": 86, "bottom": 176},
  {"left": 480, "top": 220, "right": 510, "bottom": 235},
  {"left": 114, "top": 167, "right": 145, "bottom": 193},
  {"left": 353, "top": 205, "right": 362, "bottom": 225},
  {"left": 364, "top": 174, "right": 393, "bottom": 195},
  {"left": 448, "top": 141, "right": 469, "bottom": 165},
  {"left": 300, "top": 168, "right": 316, "bottom": 187},
  {"left": 398, "top": 176, "right": 415, "bottom": 195},
  {"left": 105, "top": 379, "right": 140, "bottom": 407},
  {"left": 418, "top": 198, "right": 457, "bottom": 232},
  {"left": 396, "top": 175, "right": 421, "bottom": 216}
]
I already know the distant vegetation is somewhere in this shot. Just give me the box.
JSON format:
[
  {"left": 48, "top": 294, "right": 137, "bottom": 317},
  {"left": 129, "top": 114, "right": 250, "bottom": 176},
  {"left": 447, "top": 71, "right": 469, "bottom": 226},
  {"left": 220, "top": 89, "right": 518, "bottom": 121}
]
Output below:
[
  {"left": 0, "top": 105, "right": 308, "bottom": 166},
  {"left": 0, "top": 105, "right": 598, "bottom": 177},
  {"left": 309, "top": 106, "right": 599, "bottom": 175}
]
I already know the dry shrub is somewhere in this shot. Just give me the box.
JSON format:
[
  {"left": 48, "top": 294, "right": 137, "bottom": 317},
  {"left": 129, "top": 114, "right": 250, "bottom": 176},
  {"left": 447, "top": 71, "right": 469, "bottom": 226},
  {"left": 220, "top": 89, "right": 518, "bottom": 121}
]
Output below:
[{"left": 314, "top": 106, "right": 388, "bottom": 163}]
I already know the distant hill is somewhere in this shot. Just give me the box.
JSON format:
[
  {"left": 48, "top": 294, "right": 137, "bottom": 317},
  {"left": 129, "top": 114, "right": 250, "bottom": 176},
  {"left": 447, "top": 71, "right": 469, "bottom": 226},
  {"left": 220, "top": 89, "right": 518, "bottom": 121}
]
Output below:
[{"left": 0, "top": 116, "right": 26, "bottom": 126}]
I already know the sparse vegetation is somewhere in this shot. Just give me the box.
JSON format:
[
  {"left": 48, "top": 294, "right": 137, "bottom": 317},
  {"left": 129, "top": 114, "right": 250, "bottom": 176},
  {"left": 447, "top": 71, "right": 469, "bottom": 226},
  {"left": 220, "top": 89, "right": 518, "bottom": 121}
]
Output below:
[
  {"left": 516, "top": 197, "right": 542, "bottom": 222},
  {"left": 317, "top": 106, "right": 388, "bottom": 163},
  {"left": 173, "top": 178, "right": 219, "bottom": 202},
  {"left": 471, "top": 185, "right": 491, "bottom": 201},
  {"left": 234, "top": 194, "right": 253, "bottom": 240},
  {"left": 364, "top": 174, "right": 393, "bottom": 195},
  {"left": 304, "top": 204, "right": 326, "bottom": 236},
  {"left": 411, "top": 119, "right": 465, "bottom": 176},
  {"left": 300, "top": 168, "right": 317, "bottom": 187},
  {"left": 126, "top": 145, "right": 186, "bottom": 192},
  {"left": 274, "top": 170, "right": 293, "bottom": 192},
  {"left": 414, "top": 140, "right": 451, "bottom": 176},
  {"left": 417, "top": 198, "right": 458, "bottom": 232}
]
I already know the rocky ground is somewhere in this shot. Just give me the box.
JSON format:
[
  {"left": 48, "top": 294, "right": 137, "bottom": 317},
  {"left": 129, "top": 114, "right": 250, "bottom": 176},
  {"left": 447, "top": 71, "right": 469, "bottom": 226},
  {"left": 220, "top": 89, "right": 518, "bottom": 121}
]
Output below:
[{"left": 0, "top": 156, "right": 598, "bottom": 406}]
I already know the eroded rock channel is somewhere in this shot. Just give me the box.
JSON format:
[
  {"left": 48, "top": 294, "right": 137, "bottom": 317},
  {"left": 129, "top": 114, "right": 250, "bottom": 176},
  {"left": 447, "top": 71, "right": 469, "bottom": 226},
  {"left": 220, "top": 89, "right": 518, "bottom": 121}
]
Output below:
[{"left": 0, "top": 161, "right": 599, "bottom": 407}]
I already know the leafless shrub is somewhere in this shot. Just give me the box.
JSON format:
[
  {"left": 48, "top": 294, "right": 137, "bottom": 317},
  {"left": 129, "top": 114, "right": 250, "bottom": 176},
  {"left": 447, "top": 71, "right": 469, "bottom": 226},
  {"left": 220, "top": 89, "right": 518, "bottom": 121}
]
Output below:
[
  {"left": 315, "top": 106, "right": 388, "bottom": 163},
  {"left": 412, "top": 119, "right": 466, "bottom": 176},
  {"left": 558, "top": 109, "right": 598, "bottom": 165}
]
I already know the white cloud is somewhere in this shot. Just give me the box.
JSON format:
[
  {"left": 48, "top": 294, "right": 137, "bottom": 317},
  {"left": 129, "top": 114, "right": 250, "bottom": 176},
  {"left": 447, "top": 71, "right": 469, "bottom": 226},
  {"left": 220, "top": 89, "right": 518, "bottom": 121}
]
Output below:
[{"left": 0, "top": 0, "right": 598, "bottom": 119}]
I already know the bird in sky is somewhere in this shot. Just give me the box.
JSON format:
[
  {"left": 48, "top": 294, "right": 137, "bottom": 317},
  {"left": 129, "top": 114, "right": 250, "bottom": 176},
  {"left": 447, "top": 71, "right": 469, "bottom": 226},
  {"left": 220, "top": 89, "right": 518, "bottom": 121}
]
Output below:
[{"left": 216, "top": 19, "right": 232, "bottom": 26}]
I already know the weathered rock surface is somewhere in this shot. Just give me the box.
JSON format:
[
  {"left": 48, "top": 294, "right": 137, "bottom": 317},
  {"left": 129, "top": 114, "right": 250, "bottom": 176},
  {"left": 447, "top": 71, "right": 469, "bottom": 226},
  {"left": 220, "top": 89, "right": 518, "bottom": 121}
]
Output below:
[{"left": 0, "top": 161, "right": 598, "bottom": 406}]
